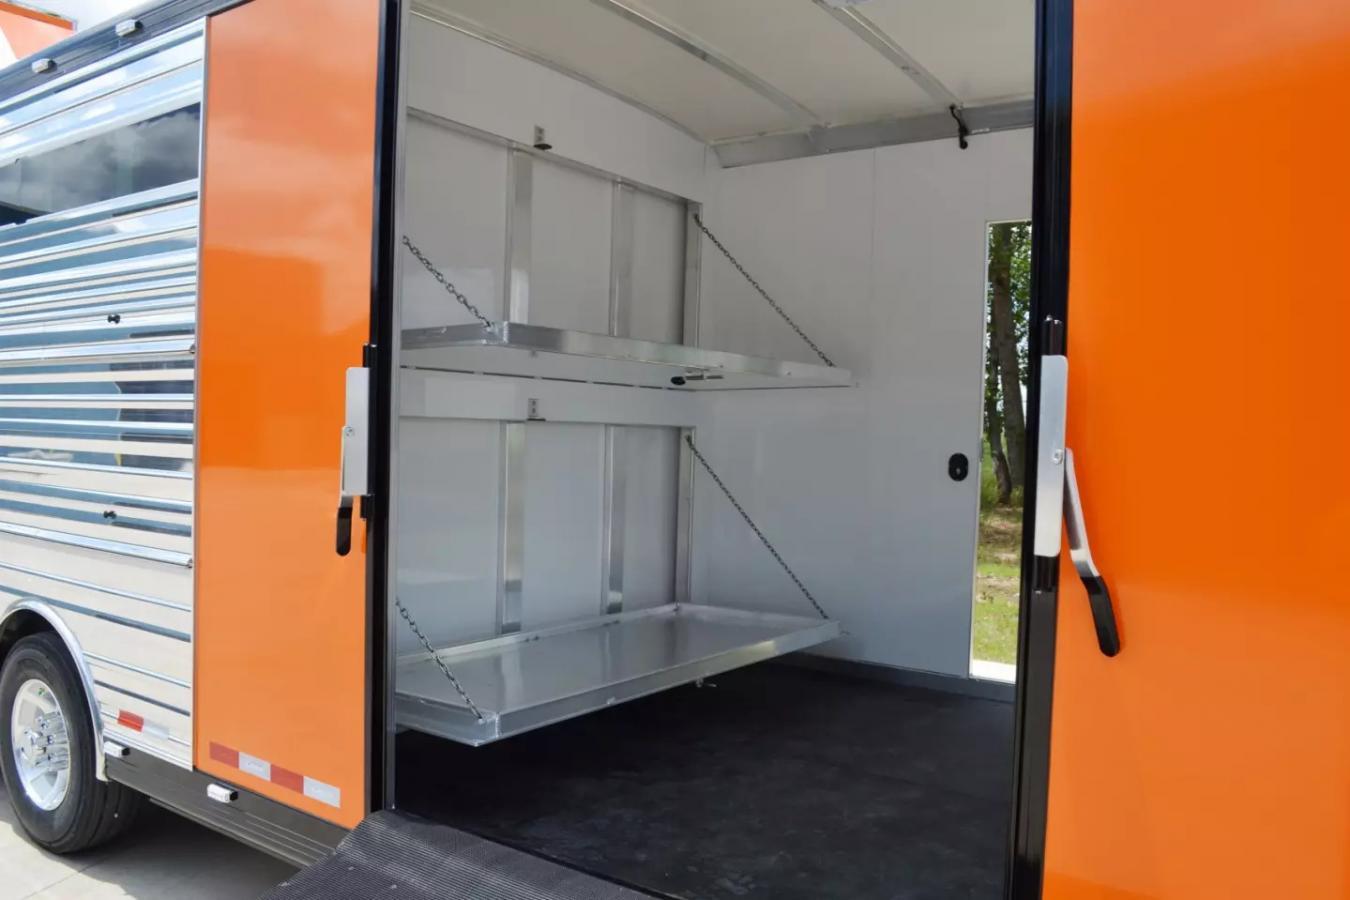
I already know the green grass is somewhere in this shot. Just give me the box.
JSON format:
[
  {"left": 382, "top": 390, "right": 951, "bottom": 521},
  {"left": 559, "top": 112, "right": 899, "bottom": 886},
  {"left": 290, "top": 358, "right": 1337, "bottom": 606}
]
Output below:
[
  {"left": 973, "top": 584, "right": 1020, "bottom": 665},
  {"left": 973, "top": 443, "right": 1023, "bottom": 665},
  {"left": 977, "top": 560, "right": 1020, "bottom": 580}
]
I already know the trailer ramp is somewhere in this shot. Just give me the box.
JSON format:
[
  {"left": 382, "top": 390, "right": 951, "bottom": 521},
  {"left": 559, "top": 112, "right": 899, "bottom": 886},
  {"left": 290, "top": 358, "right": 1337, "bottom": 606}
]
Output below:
[{"left": 262, "top": 811, "right": 655, "bottom": 900}]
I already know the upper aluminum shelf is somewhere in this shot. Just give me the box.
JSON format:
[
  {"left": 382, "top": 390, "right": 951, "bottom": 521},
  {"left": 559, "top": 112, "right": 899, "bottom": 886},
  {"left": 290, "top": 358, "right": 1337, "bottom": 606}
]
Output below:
[{"left": 401, "top": 322, "right": 856, "bottom": 391}]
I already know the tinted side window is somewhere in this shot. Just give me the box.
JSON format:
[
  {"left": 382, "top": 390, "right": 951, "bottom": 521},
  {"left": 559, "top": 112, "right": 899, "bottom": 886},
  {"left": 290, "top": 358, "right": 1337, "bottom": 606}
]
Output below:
[{"left": 0, "top": 104, "right": 201, "bottom": 227}]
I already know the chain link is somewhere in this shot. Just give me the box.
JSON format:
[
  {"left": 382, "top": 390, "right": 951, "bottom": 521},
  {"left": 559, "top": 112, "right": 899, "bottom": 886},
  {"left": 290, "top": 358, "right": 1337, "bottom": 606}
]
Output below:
[
  {"left": 692, "top": 215, "right": 835, "bottom": 368},
  {"left": 684, "top": 435, "right": 829, "bottom": 620},
  {"left": 394, "top": 596, "right": 486, "bottom": 723},
  {"left": 402, "top": 236, "right": 494, "bottom": 329}
]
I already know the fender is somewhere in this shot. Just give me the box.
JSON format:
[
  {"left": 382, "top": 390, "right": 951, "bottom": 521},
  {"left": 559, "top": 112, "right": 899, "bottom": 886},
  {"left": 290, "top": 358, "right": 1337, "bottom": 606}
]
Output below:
[{"left": 0, "top": 597, "right": 107, "bottom": 781}]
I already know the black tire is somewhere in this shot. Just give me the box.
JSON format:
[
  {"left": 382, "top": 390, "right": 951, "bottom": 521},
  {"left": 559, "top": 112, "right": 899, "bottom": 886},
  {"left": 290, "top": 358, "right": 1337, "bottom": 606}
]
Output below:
[{"left": 0, "top": 632, "right": 142, "bottom": 853}]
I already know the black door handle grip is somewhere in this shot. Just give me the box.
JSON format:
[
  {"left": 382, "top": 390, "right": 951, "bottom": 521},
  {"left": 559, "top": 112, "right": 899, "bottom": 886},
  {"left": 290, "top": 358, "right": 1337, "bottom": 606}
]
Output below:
[
  {"left": 335, "top": 369, "right": 369, "bottom": 558},
  {"left": 1063, "top": 449, "right": 1121, "bottom": 657},
  {"left": 335, "top": 500, "right": 353, "bottom": 557},
  {"left": 1081, "top": 574, "right": 1121, "bottom": 657}
]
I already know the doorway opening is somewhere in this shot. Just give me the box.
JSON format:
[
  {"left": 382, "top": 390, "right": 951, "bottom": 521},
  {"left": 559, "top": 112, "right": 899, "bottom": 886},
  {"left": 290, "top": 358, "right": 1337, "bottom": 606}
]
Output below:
[
  {"left": 972, "top": 220, "right": 1032, "bottom": 681},
  {"left": 385, "top": 4, "right": 1036, "bottom": 898}
]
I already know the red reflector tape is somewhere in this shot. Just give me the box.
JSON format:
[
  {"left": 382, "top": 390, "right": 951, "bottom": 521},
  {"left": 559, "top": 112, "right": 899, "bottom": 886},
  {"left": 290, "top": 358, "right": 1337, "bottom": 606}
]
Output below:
[
  {"left": 209, "top": 742, "right": 239, "bottom": 768},
  {"left": 271, "top": 764, "right": 303, "bottom": 793},
  {"left": 116, "top": 710, "right": 144, "bottom": 732},
  {"left": 206, "top": 740, "right": 341, "bottom": 809}
]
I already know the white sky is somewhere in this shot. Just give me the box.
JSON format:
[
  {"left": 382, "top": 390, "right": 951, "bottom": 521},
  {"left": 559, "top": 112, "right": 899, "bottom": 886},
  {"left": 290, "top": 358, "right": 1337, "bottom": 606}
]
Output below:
[{"left": 29, "top": 0, "right": 145, "bottom": 29}]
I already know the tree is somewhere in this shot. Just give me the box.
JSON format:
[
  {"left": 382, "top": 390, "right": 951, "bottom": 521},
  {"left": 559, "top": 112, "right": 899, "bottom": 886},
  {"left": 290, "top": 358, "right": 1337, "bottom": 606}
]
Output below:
[
  {"left": 984, "top": 346, "right": 1013, "bottom": 503},
  {"left": 985, "top": 222, "right": 1032, "bottom": 503}
]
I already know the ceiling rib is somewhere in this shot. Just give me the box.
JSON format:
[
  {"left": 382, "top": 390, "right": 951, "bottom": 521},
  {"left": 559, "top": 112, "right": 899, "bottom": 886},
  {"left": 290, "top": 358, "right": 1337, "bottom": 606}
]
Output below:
[
  {"left": 812, "top": 1, "right": 962, "bottom": 110},
  {"left": 410, "top": 3, "right": 706, "bottom": 142},
  {"left": 713, "top": 98, "right": 1033, "bottom": 168},
  {"left": 584, "top": 0, "right": 823, "bottom": 128}
]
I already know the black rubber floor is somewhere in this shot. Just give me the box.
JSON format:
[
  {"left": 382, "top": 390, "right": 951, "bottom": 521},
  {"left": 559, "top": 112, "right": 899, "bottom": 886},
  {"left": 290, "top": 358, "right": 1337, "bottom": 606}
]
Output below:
[{"left": 397, "top": 662, "right": 1013, "bottom": 900}]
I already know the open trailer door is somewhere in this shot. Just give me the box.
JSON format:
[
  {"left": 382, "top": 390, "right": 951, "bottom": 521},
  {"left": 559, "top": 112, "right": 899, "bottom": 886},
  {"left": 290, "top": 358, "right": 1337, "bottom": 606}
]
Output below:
[
  {"left": 194, "top": 0, "right": 392, "bottom": 831},
  {"left": 1019, "top": 0, "right": 1350, "bottom": 897}
]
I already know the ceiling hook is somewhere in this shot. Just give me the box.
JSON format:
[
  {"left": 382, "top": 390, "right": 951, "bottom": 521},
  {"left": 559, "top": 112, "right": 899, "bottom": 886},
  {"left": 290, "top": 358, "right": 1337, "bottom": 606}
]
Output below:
[{"left": 949, "top": 104, "right": 970, "bottom": 150}]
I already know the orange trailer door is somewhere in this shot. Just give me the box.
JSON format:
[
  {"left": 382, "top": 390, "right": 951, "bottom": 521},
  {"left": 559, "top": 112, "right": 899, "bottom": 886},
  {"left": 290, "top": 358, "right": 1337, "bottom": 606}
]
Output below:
[
  {"left": 1032, "top": 0, "right": 1350, "bottom": 897},
  {"left": 195, "top": 0, "right": 388, "bottom": 828}
]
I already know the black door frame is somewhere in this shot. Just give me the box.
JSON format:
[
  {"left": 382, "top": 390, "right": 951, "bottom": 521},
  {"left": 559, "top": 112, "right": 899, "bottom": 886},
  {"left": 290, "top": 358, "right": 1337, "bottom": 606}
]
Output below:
[
  {"left": 365, "top": 0, "right": 404, "bottom": 818},
  {"left": 1006, "top": 0, "right": 1074, "bottom": 895}
]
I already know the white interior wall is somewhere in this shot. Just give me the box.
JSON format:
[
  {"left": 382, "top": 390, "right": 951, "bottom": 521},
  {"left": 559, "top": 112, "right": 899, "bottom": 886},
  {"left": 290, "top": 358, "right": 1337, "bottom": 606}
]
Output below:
[
  {"left": 520, "top": 423, "right": 607, "bottom": 626},
  {"left": 629, "top": 191, "right": 687, "bottom": 344},
  {"left": 397, "top": 419, "right": 502, "bottom": 650},
  {"left": 530, "top": 159, "right": 612, "bottom": 333},
  {"left": 396, "top": 15, "right": 696, "bottom": 652},
  {"left": 691, "top": 130, "right": 1033, "bottom": 677},
  {"left": 406, "top": 12, "right": 707, "bottom": 200},
  {"left": 402, "top": 118, "right": 508, "bottom": 328},
  {"left": 621, "top": 427, "right": 681, "bottom": 610},
  {"left": 402, "top": 15, "right": 697, "bottom": 338}
]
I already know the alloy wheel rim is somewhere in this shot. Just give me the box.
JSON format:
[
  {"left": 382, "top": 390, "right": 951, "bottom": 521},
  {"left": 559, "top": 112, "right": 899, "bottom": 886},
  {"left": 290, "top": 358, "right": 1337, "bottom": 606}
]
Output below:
[{"left": 10, "top": 678, "right": 70, "bottom": 811}]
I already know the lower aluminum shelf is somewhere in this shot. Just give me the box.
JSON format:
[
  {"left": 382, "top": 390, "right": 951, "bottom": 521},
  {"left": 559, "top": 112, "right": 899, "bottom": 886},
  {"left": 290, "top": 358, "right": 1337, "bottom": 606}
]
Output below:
[{"left": 395, "top": 603, "right": 841, "bottom": 746}]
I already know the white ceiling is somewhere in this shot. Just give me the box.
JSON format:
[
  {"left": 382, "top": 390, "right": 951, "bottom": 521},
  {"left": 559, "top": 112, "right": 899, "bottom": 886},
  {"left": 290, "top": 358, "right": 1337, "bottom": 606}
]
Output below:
[
  {"left": 860, "top": 0, "right": 1035, "bottom": 105},
  {"left": 416, "top": 0, "right": 1034, "bottom": 144},
  {"left": 639, "top": 0, "right": 939, "bottom": 125}
]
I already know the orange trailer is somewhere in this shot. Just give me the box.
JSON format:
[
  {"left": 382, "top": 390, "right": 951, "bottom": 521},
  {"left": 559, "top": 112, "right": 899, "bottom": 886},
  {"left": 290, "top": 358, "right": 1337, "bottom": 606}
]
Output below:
[
  {"left": 0, "top": 2, "right": 70, "bottom": 67},
  {"left": 0, "top": 0, "right": 1344, "bottom": 897}
]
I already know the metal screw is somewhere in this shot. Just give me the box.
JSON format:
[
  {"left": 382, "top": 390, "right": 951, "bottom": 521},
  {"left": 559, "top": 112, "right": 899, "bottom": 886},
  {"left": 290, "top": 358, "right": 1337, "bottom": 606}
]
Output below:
[{"left": 1051, "top": 449, "right": 1065, "bottom": 465}]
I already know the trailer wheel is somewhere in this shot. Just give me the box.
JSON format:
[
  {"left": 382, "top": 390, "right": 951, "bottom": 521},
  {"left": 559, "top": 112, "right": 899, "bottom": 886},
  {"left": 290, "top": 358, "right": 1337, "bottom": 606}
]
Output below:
[{"left": 0, "top": 632, "right": 141, "bottom": 853}]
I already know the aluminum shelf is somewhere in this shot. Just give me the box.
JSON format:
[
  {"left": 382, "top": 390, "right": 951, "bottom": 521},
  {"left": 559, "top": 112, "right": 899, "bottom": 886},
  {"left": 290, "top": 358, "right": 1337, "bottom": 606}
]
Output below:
[
  {"left": 400, "top": 322, "right": 854, "bottom": 390},
  {"left": 395, "top": 603, "right": 841, "bottom": 746}
]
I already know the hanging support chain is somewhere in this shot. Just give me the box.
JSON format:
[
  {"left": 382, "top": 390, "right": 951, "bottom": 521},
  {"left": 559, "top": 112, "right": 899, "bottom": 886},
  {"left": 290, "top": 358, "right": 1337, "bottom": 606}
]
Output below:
[
  {"left": 395, "top": 237, "right": 492, "bottom": 723},
  {"left": 394, "top": 596, "right": 486, "bottom": 723},
  {"left": 691, "top": 215, "right": 836, "bottom": 368},
  {"left": 402, "top": 236, "right": 495, "bottom": 329},
  {"left": 684, "top": 435, "right": 830, "bottom": 621}
]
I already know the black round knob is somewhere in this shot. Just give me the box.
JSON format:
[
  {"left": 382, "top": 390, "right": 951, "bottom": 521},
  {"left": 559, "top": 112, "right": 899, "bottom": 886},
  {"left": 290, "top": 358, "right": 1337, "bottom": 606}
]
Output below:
[{"left": 948, "top": 453, "right": 970, "bottom": 482}]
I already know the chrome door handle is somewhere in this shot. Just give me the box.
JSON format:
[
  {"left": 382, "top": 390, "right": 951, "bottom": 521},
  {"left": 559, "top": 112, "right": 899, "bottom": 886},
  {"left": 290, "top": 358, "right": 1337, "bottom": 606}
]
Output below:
[
  {"left": 1033, "top": 344, "right": 1121, "bottom": 657},
  {"left": 1063, "top": 449, "right": 1120, "bottom": 657},
  {"left": 335, "top": 367, "right": 370, "bottom": 557}
]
